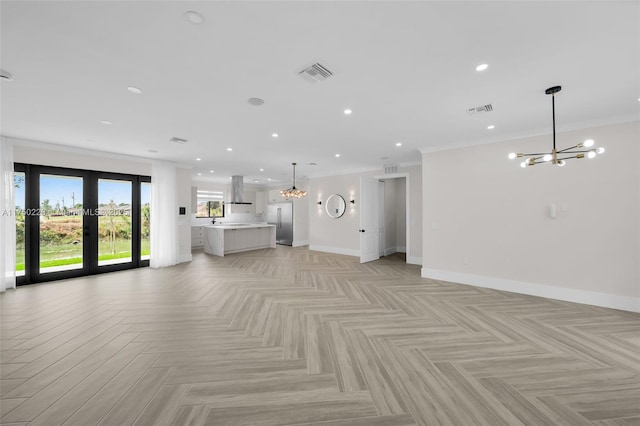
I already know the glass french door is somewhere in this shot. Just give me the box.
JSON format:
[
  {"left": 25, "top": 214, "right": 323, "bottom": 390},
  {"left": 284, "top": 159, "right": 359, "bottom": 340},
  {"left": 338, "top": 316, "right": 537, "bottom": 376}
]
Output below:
[
  {"left": 39, "top": 174, "right": 85, "bottom": 274},
  {"left": 98, "top": 178, "right": 132, "bottom": 266},
  {"left": 15, "top": 164, "right": 150, "bottom": 285}
]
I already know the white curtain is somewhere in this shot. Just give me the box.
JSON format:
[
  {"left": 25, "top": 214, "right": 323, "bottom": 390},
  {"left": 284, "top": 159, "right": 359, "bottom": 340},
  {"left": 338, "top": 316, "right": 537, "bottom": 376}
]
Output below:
[
  {"left": 150, "top": 160, "right": 178, "bottom": 268},
  {"left": 0, "top": 138, "right": 16, "bottom": 292}
]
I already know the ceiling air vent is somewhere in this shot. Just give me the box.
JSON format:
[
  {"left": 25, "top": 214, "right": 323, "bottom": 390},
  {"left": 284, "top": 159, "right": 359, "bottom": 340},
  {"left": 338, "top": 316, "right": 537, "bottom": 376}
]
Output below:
[
  {"left": 383, "top": 164, "right": 399, "bottom": 175},
  {"left": 467, "top": 104, "right": 493, "bottom": 116},
  {"left": 169, "top": 137, "right": 188, "bottom": 144},
  {"left": 299, "top": 62, "right": 334, "bottom": 83}
]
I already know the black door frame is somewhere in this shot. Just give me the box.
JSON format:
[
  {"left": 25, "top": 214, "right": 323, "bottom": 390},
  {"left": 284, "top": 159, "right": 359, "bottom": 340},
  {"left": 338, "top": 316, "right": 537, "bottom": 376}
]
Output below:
[{"left": 15, "top": 163, "right": 150, "bottom": 285}]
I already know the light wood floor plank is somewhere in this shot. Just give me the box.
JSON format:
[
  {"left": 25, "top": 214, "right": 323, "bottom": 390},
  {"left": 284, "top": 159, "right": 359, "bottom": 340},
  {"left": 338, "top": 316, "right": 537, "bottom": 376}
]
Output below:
[{"left": 0, "top": 247, "right": 636, "bottom": 425}]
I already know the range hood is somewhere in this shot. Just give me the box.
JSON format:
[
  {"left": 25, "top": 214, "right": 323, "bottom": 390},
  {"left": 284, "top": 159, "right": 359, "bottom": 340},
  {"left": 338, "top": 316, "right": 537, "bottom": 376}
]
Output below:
[{"left": 227, "top": 175, "right": 252, "bottom": 205}]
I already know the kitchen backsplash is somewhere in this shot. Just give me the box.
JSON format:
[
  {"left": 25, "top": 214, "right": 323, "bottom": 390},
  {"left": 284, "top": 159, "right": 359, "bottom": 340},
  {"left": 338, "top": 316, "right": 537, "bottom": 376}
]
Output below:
[{"left": 191, "top": 212, "right": 260, "bottom": 226}]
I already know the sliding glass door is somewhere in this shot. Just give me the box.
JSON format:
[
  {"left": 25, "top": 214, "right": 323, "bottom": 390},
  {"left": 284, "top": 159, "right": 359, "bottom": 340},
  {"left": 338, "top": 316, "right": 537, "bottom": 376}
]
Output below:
[{"left": 15, "top": 164, "right": 150, "bottom": 285}]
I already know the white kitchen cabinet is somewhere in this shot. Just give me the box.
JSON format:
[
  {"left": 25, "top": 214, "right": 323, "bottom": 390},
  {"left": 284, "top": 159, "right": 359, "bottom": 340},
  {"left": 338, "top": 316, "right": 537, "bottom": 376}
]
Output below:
[
  {"left": 226, "top": 204, "right": 256, "bottom": 215},
  {"left": 259, "top": 227, "right": 271, "bottom": 247},
  {"left": 255, "top": 191, "right": 267, "bottom": 215},
  {"left": 191, "top": 226, "right": 204, "bottom": 248},
  {"left": 203, "top": 224, "right": 276, "bottom": 256}
]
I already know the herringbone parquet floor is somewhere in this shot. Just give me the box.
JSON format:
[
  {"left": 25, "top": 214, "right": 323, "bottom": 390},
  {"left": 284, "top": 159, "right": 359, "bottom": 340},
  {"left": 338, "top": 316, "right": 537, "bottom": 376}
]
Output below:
[{"left": 1, "top": 246, "right": 639, "bottom": 425}]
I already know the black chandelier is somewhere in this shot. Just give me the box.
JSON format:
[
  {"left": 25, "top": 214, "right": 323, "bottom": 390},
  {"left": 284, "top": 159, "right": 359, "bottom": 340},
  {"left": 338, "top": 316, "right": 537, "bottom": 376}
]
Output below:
[{"left": 509, "top": 86, "right": 605, "bottom": 167}]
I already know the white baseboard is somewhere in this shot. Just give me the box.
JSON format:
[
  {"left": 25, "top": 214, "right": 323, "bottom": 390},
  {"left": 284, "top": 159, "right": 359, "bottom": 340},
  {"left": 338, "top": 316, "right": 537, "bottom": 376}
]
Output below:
[
  {"left": 407, "top": 256, "right": 422, "bottom": 265},
  {"left": 421, "top": 268, "right": 640, "bottom": 313},
  {"left": 384, "top": 246, "right": 406, "bottom": 256},
  {"left": 292, "top": 240, "right": 309, "bottom": 248},
  {"left": 178, "top": 254, "right": 193, "bottom": 264},
  {"left": 309, "top": 245, "right": 359, "bottom": 257}
]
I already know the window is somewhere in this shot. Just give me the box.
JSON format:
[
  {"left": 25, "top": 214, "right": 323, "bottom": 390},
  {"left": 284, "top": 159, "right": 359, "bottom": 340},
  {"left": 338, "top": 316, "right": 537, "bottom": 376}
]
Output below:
[{"left": 196, "top": 190, "right": 225, "bottom": 218}]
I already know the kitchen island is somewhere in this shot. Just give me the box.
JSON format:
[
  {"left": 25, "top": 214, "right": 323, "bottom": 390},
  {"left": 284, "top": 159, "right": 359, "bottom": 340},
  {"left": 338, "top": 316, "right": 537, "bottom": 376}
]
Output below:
[{"left": 204, "top": 224, "right": 276, "bottom": 257}]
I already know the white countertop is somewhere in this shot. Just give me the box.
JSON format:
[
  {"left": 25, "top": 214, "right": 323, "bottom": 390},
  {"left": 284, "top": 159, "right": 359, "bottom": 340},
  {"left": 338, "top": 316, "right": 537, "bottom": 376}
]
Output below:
[{"left": 206, "top": 223, "right": 275, "bottom": 230}]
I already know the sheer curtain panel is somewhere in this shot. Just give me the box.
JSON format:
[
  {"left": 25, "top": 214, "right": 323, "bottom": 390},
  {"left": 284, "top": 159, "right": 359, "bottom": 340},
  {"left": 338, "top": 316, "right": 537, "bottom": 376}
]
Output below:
[
  {"left": 0, "top": 139, "right": 17, "bottom": 291},
  {"left": 150, "top": 160, "right": 178, "bottom": 268}
]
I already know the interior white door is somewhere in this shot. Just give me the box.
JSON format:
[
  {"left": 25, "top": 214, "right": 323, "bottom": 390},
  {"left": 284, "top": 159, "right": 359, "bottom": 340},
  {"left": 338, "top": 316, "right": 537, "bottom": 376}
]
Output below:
[{"left": 360, "top": 176, "right": 380, "bottom": 263}]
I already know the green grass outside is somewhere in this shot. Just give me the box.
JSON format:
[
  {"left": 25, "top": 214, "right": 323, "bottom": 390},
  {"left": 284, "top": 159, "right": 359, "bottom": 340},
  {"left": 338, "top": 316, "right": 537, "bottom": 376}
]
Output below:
[{"left": 16, "top": 238, "right": 150, "bottom": 271}]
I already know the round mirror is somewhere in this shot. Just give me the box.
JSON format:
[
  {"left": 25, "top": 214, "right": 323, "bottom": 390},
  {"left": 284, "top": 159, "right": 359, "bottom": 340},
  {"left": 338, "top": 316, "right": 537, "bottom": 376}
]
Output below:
[{"left": 325, "top": 194, "right": 346, "bottom": 218}]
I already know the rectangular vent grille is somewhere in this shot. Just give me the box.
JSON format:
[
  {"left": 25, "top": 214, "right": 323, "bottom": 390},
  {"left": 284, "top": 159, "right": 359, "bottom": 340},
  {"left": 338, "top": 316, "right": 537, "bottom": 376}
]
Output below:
[
  {"left": 383, "top": 165, "right": 398, "bottom": 175},
  {"left": 299, "top": 62, "right": 334, "bottom": 83},
  {"left": 467, "top": 104, "right": 493, "bottom": 116},
  {"left": 169, "top": 137, "right": 188, "bottom": 144}
]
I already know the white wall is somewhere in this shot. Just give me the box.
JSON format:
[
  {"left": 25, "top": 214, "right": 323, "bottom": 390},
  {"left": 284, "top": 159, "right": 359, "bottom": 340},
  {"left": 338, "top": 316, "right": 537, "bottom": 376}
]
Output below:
[
  {"left": 13, "top": 138, "right": 152, "bottom": 175},
  {"left": 421, "top": 121, "right": 640, "bottom": 312},
  {"left": 292, "top": 186, "right": 309, "bottom": 246},
  {"left": 176, "top": 167, "right": 192, "bottom": 263},
  {"left": 309, "top": 165, "right": 421, "bottom": 262},
  {"left": 309, "top": 173, "right": 361, "bottom": 256}
]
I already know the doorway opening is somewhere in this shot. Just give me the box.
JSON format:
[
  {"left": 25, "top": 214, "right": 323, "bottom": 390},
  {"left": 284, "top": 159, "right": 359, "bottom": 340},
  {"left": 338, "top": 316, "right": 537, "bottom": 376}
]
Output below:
[{"left": 359, "top": 173, "right": 411, "bottom": 264}]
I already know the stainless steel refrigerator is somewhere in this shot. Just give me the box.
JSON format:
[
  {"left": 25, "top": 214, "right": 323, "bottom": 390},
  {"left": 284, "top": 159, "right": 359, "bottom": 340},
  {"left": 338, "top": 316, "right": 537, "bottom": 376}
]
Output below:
[{"left": 267, "top": 203, "right": 293, "bottom": 246}]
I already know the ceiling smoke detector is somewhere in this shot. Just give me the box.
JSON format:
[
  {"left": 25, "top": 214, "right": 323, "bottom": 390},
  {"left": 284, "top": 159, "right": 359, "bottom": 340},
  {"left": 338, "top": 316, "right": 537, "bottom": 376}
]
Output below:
[
  {"left": 467, "top": 104, "right": 494, "bottom": 116},
  {"left": 299, "top": 62, "right": 334, "bottom": 83},
  {"left": 169, "top": 136, "right": 188, "bottom": 144}
]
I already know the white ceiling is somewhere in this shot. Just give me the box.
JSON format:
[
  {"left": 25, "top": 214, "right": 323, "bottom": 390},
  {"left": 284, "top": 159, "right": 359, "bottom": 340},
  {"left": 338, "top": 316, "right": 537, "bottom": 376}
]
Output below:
[{"left": 1, "top": 1, "right": 638, "bottom": 185}]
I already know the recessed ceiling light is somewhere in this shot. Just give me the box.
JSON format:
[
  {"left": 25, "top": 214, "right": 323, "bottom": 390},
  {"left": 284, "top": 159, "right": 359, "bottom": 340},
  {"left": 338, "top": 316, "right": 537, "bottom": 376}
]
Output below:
[
  {"left": 197, "top": 173, "right": 202, "bottom": 176},
  {"left": 127, "top": 86, "right": 142, "bottom": 94},
  {"left": 226, "top": 148, "right": 233, "bottom": 152},
  {"left": 271, "top": 133, "right": 279, "bottom": 138},
  {"left": 0, "top": 69, "right": 14, "bottom": 81},
  {"left": 267, "top": 178, "right": 272, "bottom": 181},
  {"left": 259, "top": 168, "right": 264, "bottom": 172},
  {"left": 184, "top": 11, "right": 205, "bottom": 24},
  {"left": 343, "top": 109, "right": 352, "bottom": 115},
  {"left": 100, "top": 120, "right": 112, "bottom": 125},
  {"left": 487, "top": 125, "right": 495, "bottom": 130},
  {"left": 248, "top": 98, "right": 264, "bottom": 106},
  {"left": 196, "top": 158, "right": 201, "bottom": 161},
  {"left": 475, "top": 63, "right": 489, "bottom": 71},
  {"left": 395, "top": 142, "right": 402, "bottom": 147},
  {"left": 253, "top": 179, "right": 259, "bottom": 183},
  {"left": 209, "top": 170, "right": 214, "bottom": 173},
  {"left": 335, "top": 153, "right": 341, "bottom": 158}
]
